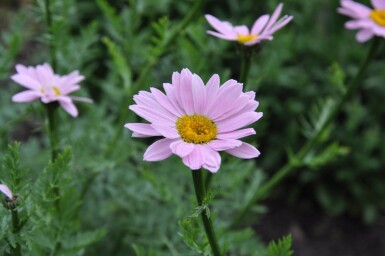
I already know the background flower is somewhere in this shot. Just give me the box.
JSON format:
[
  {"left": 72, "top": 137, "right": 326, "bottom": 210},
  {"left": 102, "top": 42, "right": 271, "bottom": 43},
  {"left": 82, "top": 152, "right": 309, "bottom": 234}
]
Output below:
[
  {"left": 205, "top": 3, "right": 293, "bottom": 45},
  {"left": 0, "top": 184, "right": 13, "bottom": 200},
  {"left": 11, "top": 63, "right": 92, "bottom": 117},
  {"left": 125, "top": 69, "right": 262, "bottom": 173},
  {"left": 338, "top": 0, "right": 385, "bottom": 42}
]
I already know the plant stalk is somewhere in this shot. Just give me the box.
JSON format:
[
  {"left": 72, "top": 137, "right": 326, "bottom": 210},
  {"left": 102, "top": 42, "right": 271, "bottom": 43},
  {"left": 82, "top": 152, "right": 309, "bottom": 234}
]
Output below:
[
  {"left": 44, "top": 0, "right": 56, "bottom": 71},
  {"left": 229, "top": 37, "right": 381, "bottom": 229},
  {"left": 192, "top": 170, "right": 221, "bottom": 256},
  {"left": 11, "top": 209, "right": 21, "bottom": 256},
  {"left": 239, "top": 50, "right": 252, "bottom": 84},
  {"left": 46, "top": 103, "right": 59, "bottom": 161}
]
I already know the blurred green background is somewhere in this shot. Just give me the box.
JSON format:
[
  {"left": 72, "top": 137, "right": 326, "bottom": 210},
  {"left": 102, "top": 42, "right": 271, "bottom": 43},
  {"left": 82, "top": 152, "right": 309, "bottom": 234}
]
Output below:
[{"left": 1, "top": 0, "right": 385, "bottom": 255}]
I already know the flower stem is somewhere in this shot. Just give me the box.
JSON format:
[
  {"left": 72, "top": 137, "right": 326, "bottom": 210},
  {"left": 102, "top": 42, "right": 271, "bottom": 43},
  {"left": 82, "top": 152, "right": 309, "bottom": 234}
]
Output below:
[
  {"left": 229, "top": 37, "right": 381, "bottom": 229},
  {"left": 44, "top": 0, "right": 56, "bottom": 71},
  {"left": 11, "top": 209, "right": 21, "bottom": 256},
  {"left": 239, "top": 50, "right": 252, "bottom": 84},
  {"left": 191, "top": 170, "right": 221, "bottom": 256},
  {"left": 46, "top": 103, "right": 59, "bottom": 161}
]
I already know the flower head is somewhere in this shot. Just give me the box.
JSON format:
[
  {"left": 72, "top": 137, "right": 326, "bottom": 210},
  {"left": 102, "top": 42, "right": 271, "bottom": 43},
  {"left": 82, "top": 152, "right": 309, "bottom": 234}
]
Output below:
[
  {"left": 205, "top": 3, "right": 293, "bottom": 46},
  {"left": 338, "top": 0, "right": 385, "bottom": 42},
  {"left": 125, "top": 69, "right": 262, "bottom": 173},
  {"left": 0, "top": 184, "right": 13, "bottom": 200},
  {"left": 11, "top": 63, "right": 92, "bottom": 117}
]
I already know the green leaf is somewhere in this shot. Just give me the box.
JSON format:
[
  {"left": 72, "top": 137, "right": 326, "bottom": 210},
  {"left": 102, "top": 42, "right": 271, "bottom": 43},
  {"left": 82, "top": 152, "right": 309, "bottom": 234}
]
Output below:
[
  {"left": 102, "top": 37, "right": 132, "bottom": 92},
  {"left": 263, "top": 235, "right": 293, "bottom": 256}
]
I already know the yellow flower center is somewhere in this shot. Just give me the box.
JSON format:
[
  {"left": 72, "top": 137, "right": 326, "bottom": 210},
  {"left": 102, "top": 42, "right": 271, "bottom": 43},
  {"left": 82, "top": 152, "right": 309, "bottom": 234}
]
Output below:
[
  {"left": 370, "top": 9, "right": 385, "bottom": 26},
  {"left": 52, "top": 86, "right": 61, "bottom": 96},
  {"left": 40, "top": 85, "right": 61, "bottom": 96},
  {"left": 176, "top": 114, "right": 217, "bottom": 144},
  {"left": 237, "top": 34, "right": 258, "bottom": 44}
]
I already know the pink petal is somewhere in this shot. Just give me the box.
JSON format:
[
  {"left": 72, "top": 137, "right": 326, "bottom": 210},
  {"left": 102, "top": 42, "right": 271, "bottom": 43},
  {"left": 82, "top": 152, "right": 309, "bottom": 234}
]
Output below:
[
  {"left": 163, "top": 82, "right": 185, "bottom": 115},
  {"left": 35, "top": 63, "right": 55, "bottom": 85},
  {"left": 144, "top": 138, "right": 174, "bottom": 161},
  {"left": 356, "top": 29, "right": 374, "bottom": 42},
  {"left": 170, "top": 140, "right": 195, "bottom": 157},
  {"left": 182, "top": 146, "right": 205, "bottom": 170},
  {"left": 192, "top": 74, "right": 206, "bottom": 113},
  {"left": 151, "top": 124, "right": 180, "bottom": 139},
  {"left": 0, "top": 184, "right": 13, "bottom": 199},
  {"left": 12, "top": 90, "right": 41, "bottom": 102},
  {"left": 341, "top": 0, "right": 371, "bottom": 17},
  {"left": 150, "top": 87, "right": 182, "bottom": 116},
  {"left": 58, "top": 97, "right": 78, "bottom": 117},
  {"left": 129, "top": 105, "right": 175, "bottom": 126},
  {"left": 225, "top": 142, "right": 260, "bottom": 159},
  {"left": 217, "top": 128, "right": 256, "bottom": 139},
  {"left": 268, "top": 15, "right": 293, "bottom": 34},
  {"left": 179, "top": 69, "right": 195, "bottom": 115},
  {"left": 345, "top": 20, "right": 362, "bottom": 29},
  {"left": 134, "top": 92, "right": 178, "bottom": 120},
  {"left": 124, "top": 123, "right": 161, "bottom": 137},
  {"left": 208, "top": 139, "right": 242, "bottom": 151},
  {"left": 204, "top": 74, "right": 221, "bottom": 115},
  {"left": 11, "top": 73, "right": 41, "bottom": 90},
  {"left": 205, "top": 14, "right": 237, "bottom": 37},
  {"left": 264, "top": 3, "right": 283, "bottom": 32},
  {"left": 207, "top": 31, "right": 237, "bottom": 40},
  {"left": 206, "top": 80, "right": 242, "bottom": 119},
  {"left": 234, "top": 25, "right": 250, "bottom": 35},
  {"left": 217, "top": 112, "right": 263, "bottom": 133},
  {"left": 251, "top": 14, "right": 270, "bottom": 35},
  {"left": 201, "top": 146, "right": 221, "bottom": 173},
  {"left": 371, "top": 0, "right": 385, "bottom": 9}
]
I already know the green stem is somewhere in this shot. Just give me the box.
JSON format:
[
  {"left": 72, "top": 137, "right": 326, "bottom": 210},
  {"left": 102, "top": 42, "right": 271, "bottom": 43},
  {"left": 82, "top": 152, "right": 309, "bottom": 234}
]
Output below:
[
  {"left": 46, "top": 103, "right": 59, "bottom": 161},
  {"left": 229, "top": 37, "right": 381, "bottom": 229},
  {"left": 107, "top": 0, "right": 204, "bottom": 154},
  {"left": 191, "top": 170, "right": 221, "bottom": 256},
  {"left": 11, "top": 209, "right": 21, "bottom": 256},
  {"left": 44, "top": 0, "right": 56, "bottom": 70},
  {"left": 239, "top": 50, "right": 252, "bottom": 84}
]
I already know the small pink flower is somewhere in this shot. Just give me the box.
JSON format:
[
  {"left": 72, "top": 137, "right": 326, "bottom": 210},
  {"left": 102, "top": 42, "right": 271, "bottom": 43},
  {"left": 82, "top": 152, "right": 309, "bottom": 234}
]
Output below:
[
  {"left": 205, "top": 3, "right": 293, "bottom": 46},
  {"left": 338, "top": 0, "right": 385, "bottom": 42},
  {"left": 11, "top": 63, "right": 92, "bottom": 117},
  {"left": 125, "top": 69, "right": 262, "bottom": 173},
  {"left": 0, "top": 184, "right": 13, "bottom": 200}
]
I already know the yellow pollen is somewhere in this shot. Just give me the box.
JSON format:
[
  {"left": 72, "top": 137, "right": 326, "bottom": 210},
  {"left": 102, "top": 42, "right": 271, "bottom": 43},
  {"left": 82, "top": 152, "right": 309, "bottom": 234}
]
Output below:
[
  {"left": 176, "top": 114, "right": 217, "bottom": 144},
  {"left": 237, "top": 34, "right": 258, "bottom": 44},
  {"left": 370, "top": 9, "right": 385, "bottom": 26},
  {"left": 52, "top": 86, "right": 61, "bottom": 96}
]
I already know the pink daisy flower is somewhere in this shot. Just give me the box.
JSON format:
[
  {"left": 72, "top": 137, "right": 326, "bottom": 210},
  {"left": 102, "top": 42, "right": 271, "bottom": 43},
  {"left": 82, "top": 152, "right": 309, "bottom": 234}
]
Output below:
[
  {"left": 205, "top": 3, "right": 293, "bottom": 46},
  {"left": 11, "top": 63, "right": 92, "bottom": 117},
  {"left": 338, "top": 0, "right": 385, "bottom": 42},
  {"left": 0, "top": 184, "right": 13, "bottom": 200},
  {"left": 125, "top": 69, "right": 262, "bottom": 173}
]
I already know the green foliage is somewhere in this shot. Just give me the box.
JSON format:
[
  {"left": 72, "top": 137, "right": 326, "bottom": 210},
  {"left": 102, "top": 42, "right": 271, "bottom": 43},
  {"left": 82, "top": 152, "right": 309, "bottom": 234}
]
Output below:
[
  {"left": 1, "top": 0, "right": 385, "bottom": 254},
  {"left": 262, "top": 235, "right": 293, "bottom": 256}
]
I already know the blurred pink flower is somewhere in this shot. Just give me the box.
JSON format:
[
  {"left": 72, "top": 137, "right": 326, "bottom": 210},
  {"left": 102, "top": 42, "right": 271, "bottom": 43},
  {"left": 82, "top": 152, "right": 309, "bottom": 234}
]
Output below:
[
  {"left": 205, "top": 3, "right": 293, "bottom": 46},
  {"left": 0, "top": 184, "right": 13, "bottom": 200},
  {"left": 338, "top": 0, "right": 385, "bottom": 42},
  {"left": 125, "top": 69, "right": 262, "bottom": 173},
  {"left": 11, "top": 63, "right": 92, "bottom": 117}
]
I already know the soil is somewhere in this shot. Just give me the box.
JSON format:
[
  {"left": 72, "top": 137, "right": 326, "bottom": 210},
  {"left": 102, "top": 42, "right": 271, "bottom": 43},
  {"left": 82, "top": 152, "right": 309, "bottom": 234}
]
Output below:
[{"left": 255, "top": 201, "right": 385, "bottom": 256}]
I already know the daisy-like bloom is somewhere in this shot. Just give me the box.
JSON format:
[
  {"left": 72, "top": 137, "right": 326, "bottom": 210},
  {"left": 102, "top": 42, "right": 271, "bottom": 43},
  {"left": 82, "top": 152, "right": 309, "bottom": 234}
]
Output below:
[
  {"left": 0, "top": 184, "right": 13, "bottom": 200},
  {"left": 125, "top": 69, "right": 262, "bottom": 173},
  {"left": 11, "top": 63, "right": 92, "bottom": 117},
  {"left": 205, "top": 3, "right": 293, "bottom": 46},
  {"left": 338, "top": 0, "right": 385, "bottom": 42}
]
